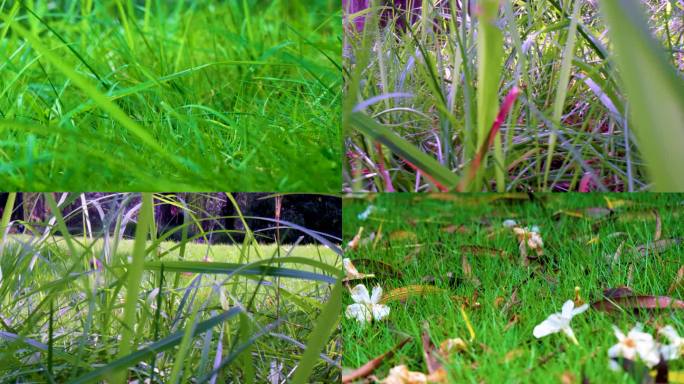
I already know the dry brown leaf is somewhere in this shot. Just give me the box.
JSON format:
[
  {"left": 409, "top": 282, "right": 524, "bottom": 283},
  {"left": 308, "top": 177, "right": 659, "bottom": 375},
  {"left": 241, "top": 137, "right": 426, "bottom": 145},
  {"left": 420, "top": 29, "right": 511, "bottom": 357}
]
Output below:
[
  {"left": 591, "top": 287, "right": 684, "bottom": 312},
  {"left": 501, "top": 289, "right": 520, "bottom": 314},
  {"left": 347, "top": 227, "right": 364, "bottom": 251},
  {"left": 380, "top": 364, "right": 446, "bottom": 384},
  {"left": 439, "top": 338, "right": 467, "bottom": 358},
  {"left": 342, "top": 338, "right": 411, "bottom": 384},
  {"left": 379, "top": 285, "right": 447, "bottom": 304},
  {"left": 493, "top": 296, "right": 504, "bottom": 308},
  {"left": 389, "top": 230, "right": 418, "bottom": 242},
  {"left": 635, "top": 238, "right": 682, "bottom": 256},
  {"left": 461, "top": 254, "right": 481, "bottom": 287},
  {"left": 668, "top": 266, "right": 684, "bottom": 294},
  {"left": 458, "top": 245, "right": 507, "bottom": 257},
  {"left": 352, "top": 259, "right": 402, "bottom": 279},
  {"left": 441, "top": 224, "right": 470, "bottom": 234},
  {"left": 501, "top": 348, "right": 525, "bottom": 363},
  {"left": 421, "top": 327, "right": 443, "bottom": 375},
  {"left": 560, "top": 371, "right": 576, "bottom": 384},
  {"left": 503, "top": 314, "right": 520, "bottom": 332}
]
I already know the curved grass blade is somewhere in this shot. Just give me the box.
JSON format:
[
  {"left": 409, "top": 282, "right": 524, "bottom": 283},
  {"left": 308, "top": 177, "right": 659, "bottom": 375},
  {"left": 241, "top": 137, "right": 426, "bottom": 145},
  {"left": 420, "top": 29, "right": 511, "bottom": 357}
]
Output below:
[
  {"left": 113, "top": 193, "right": 153, "bottom": 383},
  {"left": 144, "top": 258, "right": 338, "bottom": 284},
  {"left": 70, "top": 308, "right": 242, "bottom": 384},
  {"left": 349, "top": 112, "right": 460, "bottom": 191},
  {"left": 476, "top": 0, "right": 504, "bottom": 191},
  {"left": 599, "top": 0, "right": 684, "bottom": 191},
  {"left": 291, "top": 280, "right": 342, "bottom": 384}
]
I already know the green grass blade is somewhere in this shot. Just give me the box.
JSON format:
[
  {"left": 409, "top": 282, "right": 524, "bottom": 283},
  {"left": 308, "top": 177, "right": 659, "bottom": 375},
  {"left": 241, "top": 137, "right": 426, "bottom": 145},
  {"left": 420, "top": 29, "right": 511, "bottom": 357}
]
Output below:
[
  {"left": 113, "top": 193, "right": 153, "bottom": 383},
  {"left": 71, "top": 308, "right": 242, "bottom": 384},
  {"left": 143, "top": 258, "right": 338, "bottom": 284},
  {"left": 290, "top": 280, "right": 341, "bottom": 384},
  {"left": 543, "top": 0, "right": 582, "bottom": 189},
  {"left": 2, "top": 17, "right": 181, "bottom": 169},
  {"left": 349, "top": 112, "right": 460, "bottom": 190},
  {"left": 476, "top": 0, "right": 504, "bottom": 191},
  {"left": 0, "top": 192, "right": 16, "bottom": 242},
  {"left": 599, "top": 0, "right": 684, "bottom": 191}
]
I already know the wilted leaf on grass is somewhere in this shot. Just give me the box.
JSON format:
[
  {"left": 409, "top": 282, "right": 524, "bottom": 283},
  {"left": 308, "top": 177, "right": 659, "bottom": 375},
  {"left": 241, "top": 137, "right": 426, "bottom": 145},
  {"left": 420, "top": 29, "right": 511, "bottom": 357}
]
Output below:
[
  {"left": 380, "top": 285, "right": 448, "bottom": 304},
  {"left": 617, "top": 208, "right": 684, "bottom": 222},
  {"left": 591, "top": 287, "right": 684, "bottom": 313},
  {"left": 653, "top": 210, "right": 662, "bottom": 241},
  {"left": 352, "top": 259, "right": 403, "bottom": 279},
  {"left": 553, "top": 207, "right": 612, "bottom": 220},
  {"left": 341, "top": 338, "right": 412, "bottom": 384},
  {"left": 501, "top": 348, "right": 525, "bottom": 363},
  {"left": 668, "top": 266, "right": 684, "bottom": 295},
  {"left": 389, "top": 230, "right": 418, "bottom": 242},
  {"left": 441, "top": 224, "right": 470, "bottom": 234},
  {"left": 421, "top": 326, "right": 443, "bottom": 375},
  {"left": 347, "top": 227, "right": 364, "bottom": 251},
  {"left": 458, "top": 245, "right": 507, "bottom": 258},
  {"left": 461, "top": 254, "right": 481, "bottom": 287},
  {"left": 635, "top": 239, "right": 682, "bottom": 256}
]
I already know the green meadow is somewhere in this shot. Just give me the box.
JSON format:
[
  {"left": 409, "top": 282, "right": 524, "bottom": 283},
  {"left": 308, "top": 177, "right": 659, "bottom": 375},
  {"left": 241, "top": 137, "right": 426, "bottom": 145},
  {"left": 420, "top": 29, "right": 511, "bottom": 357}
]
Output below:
[
  {"left": 343, "top": 193, "right": 684, "bottom": 383},
  {"left": 0, "top": 1, "right": 340, "bottom": 191}
]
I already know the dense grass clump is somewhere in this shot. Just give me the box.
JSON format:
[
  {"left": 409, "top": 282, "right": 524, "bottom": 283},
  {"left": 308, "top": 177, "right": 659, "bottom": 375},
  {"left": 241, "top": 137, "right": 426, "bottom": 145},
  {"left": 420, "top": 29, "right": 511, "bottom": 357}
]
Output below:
[
  {"left": 343, "top": 193, "right": 684, "bottom": 382},
  {"left": 0, "top": 193, "right": 342, "bottom": 382},
  {"left": 0, "top": 1, "right": 340, "bottom": 191},
  {"left": 343, "top": 0, "right": 684, "bottom": 192}
]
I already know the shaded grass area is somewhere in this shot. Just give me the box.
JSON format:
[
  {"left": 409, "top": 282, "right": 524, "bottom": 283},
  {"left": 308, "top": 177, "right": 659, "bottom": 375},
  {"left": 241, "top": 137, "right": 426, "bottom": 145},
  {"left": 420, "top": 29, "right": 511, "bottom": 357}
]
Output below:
[
  {"left": 0, "top": 1, "right": 340, "bottom": 191},
  {"left": 343, "top": 193, "right": 684, "bottom": 382},
  {"left": 343, "top": 1, "right": 684, "bottom": 192}
]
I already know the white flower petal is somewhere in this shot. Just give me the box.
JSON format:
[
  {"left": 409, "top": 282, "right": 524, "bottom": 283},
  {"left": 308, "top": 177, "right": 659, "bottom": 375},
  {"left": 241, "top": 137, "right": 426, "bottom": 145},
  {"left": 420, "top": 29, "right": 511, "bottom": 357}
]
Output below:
[
  {"left": 503, "top": 219, "right": 517, "bottom": 228},
  {"left": 345, "top": 303, "right": 372, "bottom": 324},
  {"left": 658, "top": 325, "right": 680, "bottom": 344},
  {"left": 370, "top": 286, "right": 383, "bottom": 304},
  {"left": 533, "top": 315, "right": 563, "bottom": 338},
  {"left": 372, "top": 304, "right": 390, "bottom": 321},
  {"left": 608, "top": 359, "right": 622, "bottom": 372},
  {"left": 561, "top": 325, "right": 577, "bottom": 342},
  {"left": 571, "top": 303, "right": 590, "bottom": 316},
  {"left": 660, "top": 344, "right": 679, "bottom": 361},
  {"left": 607, "top": 343, "right": 622, "bottom": 359},
  {"left": 637, "top": 344, "right": 660, "bottom": 368},
  {"left": 612, "top": 325, "right": 626, "bottom": 341},
  {"left": 350, "top": 284, "right": 371, "bottom": 304},
  {"left": 561, "top": 300, "right": 575, "bottom": 318}
]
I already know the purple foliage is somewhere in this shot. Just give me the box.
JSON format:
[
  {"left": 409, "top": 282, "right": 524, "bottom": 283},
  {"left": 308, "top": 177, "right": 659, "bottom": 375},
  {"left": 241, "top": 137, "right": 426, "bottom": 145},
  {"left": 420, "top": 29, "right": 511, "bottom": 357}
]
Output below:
[{"left": 343, "top": 0, "right": 424, "bottom": 32}]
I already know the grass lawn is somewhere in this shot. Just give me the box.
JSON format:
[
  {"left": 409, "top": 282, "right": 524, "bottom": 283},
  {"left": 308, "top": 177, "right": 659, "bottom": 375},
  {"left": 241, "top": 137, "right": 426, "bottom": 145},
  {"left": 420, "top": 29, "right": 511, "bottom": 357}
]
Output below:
[
  {"left": 342, "top": 193, "right": 684, "bottom": 383},
  {"left": 0, "top": 1, "right": 340, "bottom": 191}
]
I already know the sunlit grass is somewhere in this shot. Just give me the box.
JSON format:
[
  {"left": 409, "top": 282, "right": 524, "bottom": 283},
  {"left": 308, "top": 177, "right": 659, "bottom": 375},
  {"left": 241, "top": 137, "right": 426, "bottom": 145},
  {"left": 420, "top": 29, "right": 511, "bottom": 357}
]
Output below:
[
  {"left": 343, "top": 193, "right": 684, "bottom": 382},
  {"left": 0, "top": 1, "right": 341, "bottom": 191},
  {"left": 0, "top": 193, "right": 342, "bottom": 382}
]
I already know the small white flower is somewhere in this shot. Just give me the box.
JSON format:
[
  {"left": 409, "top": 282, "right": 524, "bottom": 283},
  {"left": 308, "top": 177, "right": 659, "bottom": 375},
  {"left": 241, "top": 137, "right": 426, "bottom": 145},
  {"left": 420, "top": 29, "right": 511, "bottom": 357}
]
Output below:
[
  {"left": 533, "top": 300, "right": 589, "bottom": 344},
  {"left": 357, "top": 205, "right": 376, "bottom": 221},
  {"left": 345, "top": 284, "right": 390, "bottom": 325},
  {"left": 503, "top": 219, "right": 517, "bottom": 228},
  {"left": 513, "top": 226, "right": 544, "bottom": 257},
  {"left": 658, "top": 325, "right": 684, "bottom": 361},
  {"left": 608, "top": 324, "right": 660, "bottom": 370}
]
